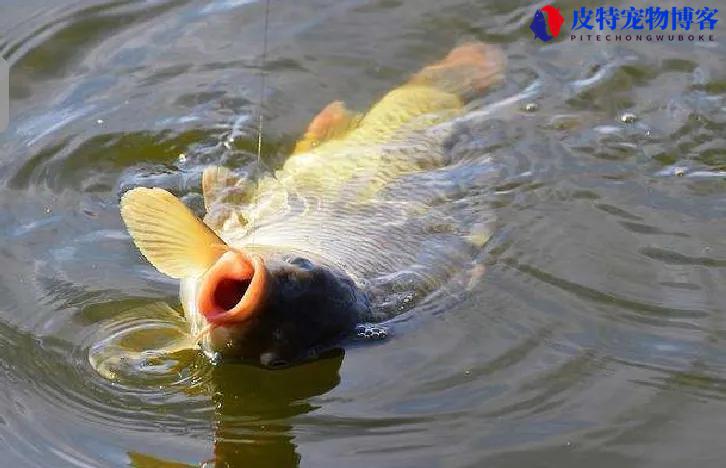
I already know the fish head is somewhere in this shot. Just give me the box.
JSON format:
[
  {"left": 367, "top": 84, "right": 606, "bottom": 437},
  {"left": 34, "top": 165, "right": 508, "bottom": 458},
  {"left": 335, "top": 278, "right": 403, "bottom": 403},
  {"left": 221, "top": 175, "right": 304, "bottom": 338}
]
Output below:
[
  {"left": 190, "top": 249, "right": 367, "bottom": 367},
  {"left": 120, "top": 187, "right": 369, "bottom": 368}
]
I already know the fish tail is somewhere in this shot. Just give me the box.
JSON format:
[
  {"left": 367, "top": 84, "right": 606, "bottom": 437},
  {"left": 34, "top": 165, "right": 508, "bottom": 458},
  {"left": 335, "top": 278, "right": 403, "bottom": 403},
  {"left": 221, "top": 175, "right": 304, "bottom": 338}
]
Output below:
[
  {"left": 298, "top": 43, "right": 507, "bottom": 146},
  {"left": 408, "top": 42, "right": 506, "bottom": 101}
]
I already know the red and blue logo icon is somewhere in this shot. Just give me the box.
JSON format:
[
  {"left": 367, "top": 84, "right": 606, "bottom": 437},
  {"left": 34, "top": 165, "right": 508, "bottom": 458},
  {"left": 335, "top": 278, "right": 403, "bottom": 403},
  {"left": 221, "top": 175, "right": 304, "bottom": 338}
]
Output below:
[{"left": 530, "top": 5, "right": 564, "bottom": 42}]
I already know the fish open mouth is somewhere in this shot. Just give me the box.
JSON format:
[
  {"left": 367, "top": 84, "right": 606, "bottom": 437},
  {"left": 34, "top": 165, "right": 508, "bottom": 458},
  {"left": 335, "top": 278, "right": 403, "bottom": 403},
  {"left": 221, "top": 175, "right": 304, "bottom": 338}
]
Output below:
[{"left": 197, "top": 250, "right": 268, "bottom": 325}]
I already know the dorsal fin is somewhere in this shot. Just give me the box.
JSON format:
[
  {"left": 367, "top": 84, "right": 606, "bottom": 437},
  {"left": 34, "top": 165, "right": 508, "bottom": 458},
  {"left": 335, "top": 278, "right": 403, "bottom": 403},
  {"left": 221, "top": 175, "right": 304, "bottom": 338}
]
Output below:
[
  {"left": 120, "top": 187, "right": 227, "bottom": 279},
  {"left": 293, "top": 100, "right": 362, "bottom": 154}
]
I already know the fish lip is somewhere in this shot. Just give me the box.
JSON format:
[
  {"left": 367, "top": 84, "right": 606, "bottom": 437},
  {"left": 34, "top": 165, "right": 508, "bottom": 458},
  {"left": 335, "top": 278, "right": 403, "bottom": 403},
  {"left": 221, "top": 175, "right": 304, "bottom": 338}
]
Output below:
[{"left": 196, "top": 250, "right": 269, "bottom": 325}]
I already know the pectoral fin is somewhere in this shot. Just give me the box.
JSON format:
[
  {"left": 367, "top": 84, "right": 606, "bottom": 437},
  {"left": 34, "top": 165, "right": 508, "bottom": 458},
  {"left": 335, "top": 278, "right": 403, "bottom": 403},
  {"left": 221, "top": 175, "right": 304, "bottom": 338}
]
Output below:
[{"left": 120, "top": 187, "right": 227, "bottom": 278}]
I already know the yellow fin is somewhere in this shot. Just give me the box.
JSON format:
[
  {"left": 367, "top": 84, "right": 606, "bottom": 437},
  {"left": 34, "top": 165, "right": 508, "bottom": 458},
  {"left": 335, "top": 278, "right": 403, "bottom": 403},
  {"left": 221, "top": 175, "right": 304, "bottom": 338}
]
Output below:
[
  {"left": 120, "top": 187, "right": 227, "bottom": 279},
  {"left": 293, "top": 100, "right": 361, "bottom": 154},
  {"left": 344, "top": 43, "right": 505, "bottom": 145},
  {"left": 408, "top": 42, "right": 506, "bottom": 99}
]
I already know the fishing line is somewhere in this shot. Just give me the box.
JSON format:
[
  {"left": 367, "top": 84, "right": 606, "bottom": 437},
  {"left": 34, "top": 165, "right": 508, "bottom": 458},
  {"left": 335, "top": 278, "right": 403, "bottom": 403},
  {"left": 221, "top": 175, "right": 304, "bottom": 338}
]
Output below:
[{"left": 251, "top": 0, "right": 271, "bottom": 244}]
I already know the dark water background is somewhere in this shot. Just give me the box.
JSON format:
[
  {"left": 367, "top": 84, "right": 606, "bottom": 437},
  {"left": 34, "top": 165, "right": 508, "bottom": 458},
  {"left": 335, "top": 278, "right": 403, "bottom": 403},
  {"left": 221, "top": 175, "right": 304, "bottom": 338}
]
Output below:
[{"left": 1, "top": 0, "right": 725, "bottom": 466}]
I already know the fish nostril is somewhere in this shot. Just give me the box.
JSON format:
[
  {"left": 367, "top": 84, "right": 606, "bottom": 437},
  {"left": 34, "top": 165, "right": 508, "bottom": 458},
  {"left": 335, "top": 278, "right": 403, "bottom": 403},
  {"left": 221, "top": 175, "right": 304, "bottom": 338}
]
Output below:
[{"left": 289, "top": 257, "right": 313, "bottom": 270}]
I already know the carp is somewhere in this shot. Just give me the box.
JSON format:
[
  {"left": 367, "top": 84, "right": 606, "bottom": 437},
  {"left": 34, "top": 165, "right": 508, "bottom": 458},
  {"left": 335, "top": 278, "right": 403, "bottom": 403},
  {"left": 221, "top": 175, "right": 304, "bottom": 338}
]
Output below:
[{"left": 120, "top": 42, "right": 505, "bottom": 367}]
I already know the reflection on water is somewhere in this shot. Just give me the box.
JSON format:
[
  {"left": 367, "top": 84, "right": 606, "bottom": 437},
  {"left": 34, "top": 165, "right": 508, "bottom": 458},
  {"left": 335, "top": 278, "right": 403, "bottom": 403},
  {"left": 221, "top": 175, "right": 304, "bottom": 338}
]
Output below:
[
  {"left": 0, "top": 0, "right": 725, "bottom": 466},
  {"left": 88, "top": 299, "right": 344, "bottom": 466},
  {"left": 128, "top": 354, "right": 344, "bottom": 468},
  {"left": 209, "top": 354, "right": 343, "bottom": 467}
]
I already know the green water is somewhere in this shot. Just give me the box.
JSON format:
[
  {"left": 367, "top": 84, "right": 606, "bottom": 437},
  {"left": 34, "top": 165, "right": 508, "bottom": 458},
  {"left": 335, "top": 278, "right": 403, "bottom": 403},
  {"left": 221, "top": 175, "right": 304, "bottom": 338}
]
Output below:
[{"left": 0, "top": 1, "right": 725, "bottom": 467}]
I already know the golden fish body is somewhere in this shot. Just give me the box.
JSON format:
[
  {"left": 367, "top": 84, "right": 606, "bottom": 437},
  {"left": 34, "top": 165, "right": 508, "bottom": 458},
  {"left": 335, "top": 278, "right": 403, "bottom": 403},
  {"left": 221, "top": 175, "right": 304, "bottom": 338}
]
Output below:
[
  {"left": 121, "top": 43, "right": 505, "bottom": 364},
  {"left": 206, "top": 43, "right": 505, "bottom": 276}
]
